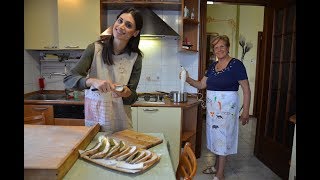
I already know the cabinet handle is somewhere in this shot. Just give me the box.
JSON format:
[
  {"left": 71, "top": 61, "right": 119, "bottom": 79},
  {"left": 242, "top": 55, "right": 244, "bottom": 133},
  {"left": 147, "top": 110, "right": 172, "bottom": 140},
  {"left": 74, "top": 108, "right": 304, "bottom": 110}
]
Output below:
[
  {"left": 32, "top": 107, "right": 48, "bottom": 111},
  {"left": 143, "top": 108, "right": 159, "bottom": 112},
  {"left": 65, "top": 45, "right": 79, "bottom": 48}
]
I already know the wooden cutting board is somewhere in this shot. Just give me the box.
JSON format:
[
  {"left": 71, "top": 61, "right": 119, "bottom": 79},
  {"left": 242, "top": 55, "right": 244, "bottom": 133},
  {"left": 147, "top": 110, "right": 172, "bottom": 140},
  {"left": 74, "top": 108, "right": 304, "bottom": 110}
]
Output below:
[
  {"left": 109, "top": 129, "right": 163, "bottom": 149},
  {"left": 24, "top": 124, "right": 100, "bottom": 180}
]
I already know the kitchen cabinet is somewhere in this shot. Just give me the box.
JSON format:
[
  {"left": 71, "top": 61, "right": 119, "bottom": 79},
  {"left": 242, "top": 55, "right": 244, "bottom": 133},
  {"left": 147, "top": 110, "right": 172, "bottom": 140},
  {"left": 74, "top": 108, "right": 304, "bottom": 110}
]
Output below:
[
  {"left": 180, "top": 0, "right": 199, "bottom": 52},
  {"left": 24, "top": 0, "right": 58, "bottom": 50},
  {"left": 24, "top": 105, "right": 54, "bottom": 125},
  {"left": 131, "top": 104, "right": 198, "bottom": 172},
  {"left": 24, "top": 0, "right": 100, "bottom": 50}
]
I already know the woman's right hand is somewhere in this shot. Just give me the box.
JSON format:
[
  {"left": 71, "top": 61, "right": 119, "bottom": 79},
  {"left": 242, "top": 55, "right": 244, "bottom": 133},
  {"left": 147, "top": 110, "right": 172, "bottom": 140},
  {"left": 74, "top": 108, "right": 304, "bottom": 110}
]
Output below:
[{"left": 86, "top": 78, "right": 115, "bottom": 93}]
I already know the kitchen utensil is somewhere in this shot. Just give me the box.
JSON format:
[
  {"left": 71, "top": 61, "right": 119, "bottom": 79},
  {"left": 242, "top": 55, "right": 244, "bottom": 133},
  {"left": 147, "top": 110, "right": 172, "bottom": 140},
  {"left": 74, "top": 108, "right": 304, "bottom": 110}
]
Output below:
[
  {"left": 91, "top": 84, "right": 131, "bottom": 92},
  {"left": 180, "top": 66, "right": 186, "bottom": 93},
  {"left": 170, "top": 91, "right": 188, "bottom": 102}
]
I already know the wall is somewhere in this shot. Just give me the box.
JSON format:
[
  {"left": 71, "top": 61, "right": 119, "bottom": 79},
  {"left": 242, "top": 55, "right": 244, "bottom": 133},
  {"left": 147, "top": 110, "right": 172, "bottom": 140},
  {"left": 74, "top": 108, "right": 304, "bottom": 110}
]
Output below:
[
  {"left": 206, "top": 4, "right": 264, "bottom": 115},
  {"left": 237, "top": 5, "right": 264, "bottom": 115},
  {"left": 24, "top": 10, "right": 199, "bottom": 94},
  {"left": 24, "top": 50, "right": 40, "bottom": 93}
]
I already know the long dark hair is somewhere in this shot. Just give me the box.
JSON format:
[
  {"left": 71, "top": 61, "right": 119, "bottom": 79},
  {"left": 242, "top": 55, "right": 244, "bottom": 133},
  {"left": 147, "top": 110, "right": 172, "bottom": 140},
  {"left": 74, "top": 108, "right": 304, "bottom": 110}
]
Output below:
[{"left": 101, "top": 7, "right": 143, "bottom": 65}]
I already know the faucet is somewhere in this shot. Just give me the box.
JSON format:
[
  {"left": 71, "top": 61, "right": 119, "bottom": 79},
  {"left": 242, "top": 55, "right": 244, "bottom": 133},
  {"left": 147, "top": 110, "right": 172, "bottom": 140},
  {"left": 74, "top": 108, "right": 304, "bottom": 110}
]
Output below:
[
  {"left": 65, "top": 89, "right": 72, "bottom": 99},
  {"left": 49, "top": 72, "right": 67, "bottom": 79}
]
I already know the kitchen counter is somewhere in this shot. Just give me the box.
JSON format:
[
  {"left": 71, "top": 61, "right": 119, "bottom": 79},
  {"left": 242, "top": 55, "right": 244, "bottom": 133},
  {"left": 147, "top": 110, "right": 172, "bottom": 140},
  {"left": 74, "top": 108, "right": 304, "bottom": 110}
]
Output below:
[
  {"left": 24, "top": 90, "right": 85, "bottom": 105},
  {"left": 132, "top": 97, "right": 201, "bottom": 108},
  {"left": 63, "top": 132, "right": 176, "bottom": 180},
  {"left": 24, "top": 90, "right": 201, "bottom": 108}
]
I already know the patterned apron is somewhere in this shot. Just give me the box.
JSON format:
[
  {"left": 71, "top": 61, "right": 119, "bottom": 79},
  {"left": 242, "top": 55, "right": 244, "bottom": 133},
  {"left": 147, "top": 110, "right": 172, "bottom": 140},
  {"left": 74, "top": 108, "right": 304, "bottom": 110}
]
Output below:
[
  {"left": 84, "top": 42, "right": 137, "bottom": 133},
  {"left": 206, "top": 90, "right": 240, "bottom": 156}
]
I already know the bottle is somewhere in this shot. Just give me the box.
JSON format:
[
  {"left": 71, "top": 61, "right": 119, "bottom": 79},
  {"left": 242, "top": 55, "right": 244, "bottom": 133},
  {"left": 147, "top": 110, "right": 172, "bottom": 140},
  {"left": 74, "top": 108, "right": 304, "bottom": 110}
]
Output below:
[
  {"left": 180, "top": 66, "right": 187, "bottom": 93},
  {"left": 191, "top": 8, "right": 195, "bottom": 19},
  {"left": 184, "top": 6, "right": 189, "bottom": 18}
]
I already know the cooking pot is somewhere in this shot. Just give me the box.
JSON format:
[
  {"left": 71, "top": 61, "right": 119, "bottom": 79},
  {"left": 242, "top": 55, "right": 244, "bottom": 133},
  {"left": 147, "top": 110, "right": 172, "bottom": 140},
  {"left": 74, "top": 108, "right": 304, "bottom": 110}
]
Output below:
[{"left": 169, "top": 91, "right": 188, "bottom": 103}]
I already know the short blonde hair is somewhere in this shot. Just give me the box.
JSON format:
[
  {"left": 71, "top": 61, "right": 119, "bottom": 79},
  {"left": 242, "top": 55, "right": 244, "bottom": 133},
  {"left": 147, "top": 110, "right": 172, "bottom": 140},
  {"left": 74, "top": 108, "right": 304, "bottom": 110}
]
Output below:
[{"left": 211, "top": 35, "right": 230, "bottom": 49}]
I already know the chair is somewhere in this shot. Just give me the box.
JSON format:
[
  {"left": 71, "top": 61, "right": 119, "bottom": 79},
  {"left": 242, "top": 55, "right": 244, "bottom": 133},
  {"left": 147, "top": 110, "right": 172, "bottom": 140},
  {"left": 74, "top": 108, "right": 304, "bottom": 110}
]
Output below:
[
  {"left": 24, "top": 112, "right": 46, "bottom": 125},
  {"left": 176, "top": 142, "right": 197, "bottom": 180}
]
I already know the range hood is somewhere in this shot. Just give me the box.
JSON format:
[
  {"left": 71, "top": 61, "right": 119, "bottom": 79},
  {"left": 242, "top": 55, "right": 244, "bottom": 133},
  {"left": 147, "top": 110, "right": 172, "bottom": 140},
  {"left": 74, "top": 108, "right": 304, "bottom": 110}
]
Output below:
[
  {"left": 101, "top": 8, "right": 180, "bottom": 39},
  {"left": 138, "top": 8, "right": 180, "bottom": 38}
]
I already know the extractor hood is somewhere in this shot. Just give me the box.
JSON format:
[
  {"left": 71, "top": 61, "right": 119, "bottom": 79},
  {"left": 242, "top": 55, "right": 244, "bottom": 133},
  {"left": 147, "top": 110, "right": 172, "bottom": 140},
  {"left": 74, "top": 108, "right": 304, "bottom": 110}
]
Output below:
[
  {"left": 138, "top": 8, "right": 180, "bottom": 38},
  {"left": 101, "top": 8, "right": 180, "bottom": 39}
]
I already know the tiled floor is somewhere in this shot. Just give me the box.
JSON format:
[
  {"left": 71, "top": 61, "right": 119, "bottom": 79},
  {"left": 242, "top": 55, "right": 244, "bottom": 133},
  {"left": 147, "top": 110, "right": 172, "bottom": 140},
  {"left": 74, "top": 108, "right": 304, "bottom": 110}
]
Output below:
[{"left": 194, "top": 117, "right": 282, "bottom": 180}]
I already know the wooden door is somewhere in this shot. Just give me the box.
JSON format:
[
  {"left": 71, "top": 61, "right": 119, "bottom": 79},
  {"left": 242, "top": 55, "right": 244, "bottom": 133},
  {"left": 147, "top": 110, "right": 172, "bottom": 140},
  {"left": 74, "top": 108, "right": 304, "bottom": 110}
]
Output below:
[{"left": 254, "top": 0, "right": 296, "bottom": 179}]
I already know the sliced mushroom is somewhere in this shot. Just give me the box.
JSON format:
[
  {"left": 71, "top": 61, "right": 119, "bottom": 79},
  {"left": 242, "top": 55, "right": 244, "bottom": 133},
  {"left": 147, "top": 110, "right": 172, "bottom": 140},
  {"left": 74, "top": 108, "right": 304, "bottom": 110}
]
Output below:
[
  {"left": 135, "top": 150, "right": 152, "bottom": 164},
  {"left": 143, "top": 153, "right": 160, "bottom": 166},
  {"left": 90, "top": 137, "right": 111, "bottom": 159},
  {"left": 116, "top": 146, "right": 137, "bottom": 161},
  {"left": 130, "top": 150, "right": 146, "bottom": 164},
  {"left": 81, "top": 136, "right": 107, "bottom": 157},
  {"left": 125, "top": 150, "right": 140, "bottom": 163},
  {"left": 104, "top": 138, "right": 120, "bottom": 158},
  {"left": 109, "top": 145, "right": 131, "bottom": 159}
]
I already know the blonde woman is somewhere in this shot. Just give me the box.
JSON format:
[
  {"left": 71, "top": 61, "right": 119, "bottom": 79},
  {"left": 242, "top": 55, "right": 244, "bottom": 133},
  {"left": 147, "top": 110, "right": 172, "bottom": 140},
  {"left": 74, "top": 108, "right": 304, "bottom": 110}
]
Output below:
[{"left": 180, "top": 35, "right": 251, "bottom": 180}]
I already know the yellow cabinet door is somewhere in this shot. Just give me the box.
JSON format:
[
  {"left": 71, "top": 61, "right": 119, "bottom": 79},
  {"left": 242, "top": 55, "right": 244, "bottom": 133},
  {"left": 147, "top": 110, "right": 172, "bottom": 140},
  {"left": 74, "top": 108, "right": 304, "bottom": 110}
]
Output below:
[
  {"left": 137, "top": 107, "right": 181, "bottom": 172},
  {"left": 24, "top": 0, "right": 59, "bottom": 50},
  {"left": 57, "top": 0, "right": 100, "bottom": 49}
]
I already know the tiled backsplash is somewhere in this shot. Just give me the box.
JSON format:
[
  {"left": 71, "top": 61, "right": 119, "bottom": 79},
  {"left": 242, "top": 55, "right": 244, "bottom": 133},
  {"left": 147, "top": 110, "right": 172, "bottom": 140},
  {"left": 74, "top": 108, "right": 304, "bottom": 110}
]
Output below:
[{"left": 24, "top": 39, "right": 199, "bottom": 94}]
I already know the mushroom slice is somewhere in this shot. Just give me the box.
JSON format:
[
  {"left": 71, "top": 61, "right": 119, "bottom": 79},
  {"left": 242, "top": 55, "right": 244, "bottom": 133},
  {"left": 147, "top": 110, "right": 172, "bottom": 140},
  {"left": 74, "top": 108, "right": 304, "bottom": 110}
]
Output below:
[
  {"left": 116, "top": 146, "right": 137, "bottom": 161},
  {"left": 142, "top": 153, "right": 160, "bottom": 166},
  {"left": 104, "top": 138, "right": 120, "bottom": 158},
  {"left": 90, "top": 137, "right": 111, "bottom": 159},
  {"left": 130, "top": 150, "right": 146, "bottom": 164},
  {"left": 125, "top": 150, "right": 140, "bottom": 163},
  {"left": 118, "top": 141, "right": 127, "bottom": 152},
  {"left": 134, "top": 150, "right": 152, "bottom": 164},
  {"left": 80, "top": 136, "right": 107, "bottom": 157},
  {"left": 109, "top": 145, "right": 131, "bottom": 160}
]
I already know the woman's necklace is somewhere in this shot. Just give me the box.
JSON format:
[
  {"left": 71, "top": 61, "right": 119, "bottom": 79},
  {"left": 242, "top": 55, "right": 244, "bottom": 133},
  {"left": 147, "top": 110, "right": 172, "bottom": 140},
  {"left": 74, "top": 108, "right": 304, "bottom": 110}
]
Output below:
[
  {"left": 114, "top": 48, "right": 122, "bottom": 55},
  {"left": 215, "top": 61, "right": 227, "bottom": 71}
]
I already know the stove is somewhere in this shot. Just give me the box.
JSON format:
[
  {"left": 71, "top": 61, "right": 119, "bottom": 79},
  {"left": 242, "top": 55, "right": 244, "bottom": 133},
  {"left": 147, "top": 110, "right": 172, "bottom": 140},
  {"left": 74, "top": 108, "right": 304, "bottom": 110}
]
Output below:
[{"left": 137, "top": 93, "right": 165, "bottom": 102}]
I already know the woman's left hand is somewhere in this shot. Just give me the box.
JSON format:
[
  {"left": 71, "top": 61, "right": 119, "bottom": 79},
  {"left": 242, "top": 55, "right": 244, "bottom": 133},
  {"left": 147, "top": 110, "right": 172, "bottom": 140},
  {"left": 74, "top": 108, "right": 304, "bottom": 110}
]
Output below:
[
  {"left": 240, "top": 113, "right": 250, "bottom": 125},
  {"left": 112, "top": 86, "right": 131, "bottom": 98}
]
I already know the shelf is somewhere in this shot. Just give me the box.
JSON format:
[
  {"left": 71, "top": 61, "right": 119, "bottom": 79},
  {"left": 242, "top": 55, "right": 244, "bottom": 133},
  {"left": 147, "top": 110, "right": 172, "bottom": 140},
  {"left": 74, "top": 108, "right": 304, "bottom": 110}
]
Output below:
[
  {"left": 183, "top": 18, "right": 199, "bottom": 24},
  {"left": 101, "top": 1, "right": 182, "bottom": 10},
  {"left": 179, "top": 0, "right": 199, "bottom": 52}
]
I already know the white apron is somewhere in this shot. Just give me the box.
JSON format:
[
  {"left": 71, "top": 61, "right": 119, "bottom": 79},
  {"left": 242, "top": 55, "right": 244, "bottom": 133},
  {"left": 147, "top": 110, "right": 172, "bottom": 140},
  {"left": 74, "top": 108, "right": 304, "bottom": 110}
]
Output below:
[
  {"left": 84, "top": 42, "right": 138, "bottom": 133},
  {"left": 206, "top": 90, "right": 240, "bottom": 156}
]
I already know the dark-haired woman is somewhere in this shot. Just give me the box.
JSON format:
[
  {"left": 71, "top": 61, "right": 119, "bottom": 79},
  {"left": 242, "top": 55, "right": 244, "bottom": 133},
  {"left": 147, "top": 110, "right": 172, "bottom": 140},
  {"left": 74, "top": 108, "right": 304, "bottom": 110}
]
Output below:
[{"left": 64, "top": 7, "right": 143, "bottom": 133}]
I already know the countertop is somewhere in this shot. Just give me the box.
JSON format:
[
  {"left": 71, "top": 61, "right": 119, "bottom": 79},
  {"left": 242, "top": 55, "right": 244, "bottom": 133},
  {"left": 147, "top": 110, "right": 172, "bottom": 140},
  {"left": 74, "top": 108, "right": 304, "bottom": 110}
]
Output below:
[
  {"left": 24, "top": 90, "right": 85, "bottom": 105},
  {"left": 24, "top": 90, "right": 201, "bottom": 108},
  {"left": 63, "top": 132, "right": 176, "bottom": 180}
]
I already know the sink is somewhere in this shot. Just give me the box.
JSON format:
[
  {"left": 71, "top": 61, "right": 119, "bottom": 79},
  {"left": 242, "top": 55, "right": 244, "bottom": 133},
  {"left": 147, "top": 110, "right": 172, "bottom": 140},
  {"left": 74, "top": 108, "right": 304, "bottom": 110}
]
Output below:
[{"left": 25, "top": 93, "right": 67, "bottom": 100}]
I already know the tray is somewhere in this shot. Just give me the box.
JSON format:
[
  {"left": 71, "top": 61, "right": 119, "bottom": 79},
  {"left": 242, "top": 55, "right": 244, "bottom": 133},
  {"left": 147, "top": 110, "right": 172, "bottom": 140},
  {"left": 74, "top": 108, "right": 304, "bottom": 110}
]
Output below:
[
  {"left": 79, "top": 150, "right": 160, "bottom": 173},
  {"left": 78, "top": 134, "right": 161, "bottom": 174}
]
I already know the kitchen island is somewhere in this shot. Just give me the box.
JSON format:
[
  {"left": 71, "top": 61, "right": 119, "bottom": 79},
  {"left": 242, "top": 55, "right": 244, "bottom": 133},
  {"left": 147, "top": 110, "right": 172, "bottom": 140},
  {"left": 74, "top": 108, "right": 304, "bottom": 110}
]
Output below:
[{"left": 24, "top": 91, "right": 203, "bottom": 172}]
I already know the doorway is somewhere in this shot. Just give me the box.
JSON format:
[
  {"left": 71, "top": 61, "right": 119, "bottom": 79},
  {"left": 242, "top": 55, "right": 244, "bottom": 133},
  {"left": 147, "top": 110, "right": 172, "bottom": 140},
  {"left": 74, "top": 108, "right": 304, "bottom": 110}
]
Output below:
[{"left": 199, "top": 1, "right": 296, "bottom": 179}]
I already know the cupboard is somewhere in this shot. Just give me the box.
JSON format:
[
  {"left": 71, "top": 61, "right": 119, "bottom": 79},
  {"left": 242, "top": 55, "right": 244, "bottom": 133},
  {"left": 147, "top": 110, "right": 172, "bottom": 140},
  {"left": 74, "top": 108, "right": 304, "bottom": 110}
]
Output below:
[
  {"left": 131, "top": 103, "right": 198, "bottom": 172},
  {"left": 24, "top": 0, "right": 100, "bottom": 50},
  {"left": 24, "top": 105, "right": 54, "bottom": 125}
]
